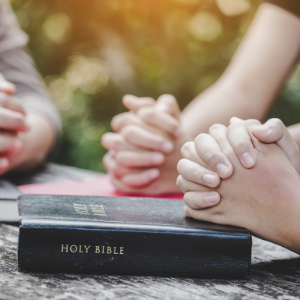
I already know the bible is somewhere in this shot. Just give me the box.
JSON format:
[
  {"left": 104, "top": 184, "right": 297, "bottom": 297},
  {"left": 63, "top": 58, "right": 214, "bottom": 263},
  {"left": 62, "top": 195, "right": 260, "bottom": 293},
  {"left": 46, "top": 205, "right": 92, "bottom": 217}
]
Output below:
[{"left": 17, "top": 194, "right": 252, "bottom": 278}]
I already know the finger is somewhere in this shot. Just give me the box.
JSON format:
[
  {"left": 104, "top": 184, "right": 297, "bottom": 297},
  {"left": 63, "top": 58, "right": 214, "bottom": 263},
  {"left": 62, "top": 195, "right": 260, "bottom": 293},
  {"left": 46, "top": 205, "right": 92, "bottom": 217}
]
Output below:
[
  {"left": 230, "top": 117, "right": 262, "bottom": 127},
  {"left": 184, "top": 205, "right": 222, "bottom": 224},
  {"left": 177, "top": 159, "right": 220, "bottom": 188},
  {"left": 156, "top": 94, "right": 180, "bottom": 119},
  {"left": 0, "top": 93, "right": 26, "bottom": 115},
  {"left": 181, "top": 142, "right": 209, "bottom": 167},
  {"left": 0, "top": 107, "right": 27, "bottom": 132},
  {"left": 194, "top": 132, "right": 233, "bottom": 178},
  {"left": 0, "top": 135, "right": 22, "bottom": 153},
  {"left": 0, "top": 157, "right": 10, "bottom": 175},
  {"left": 251, "top": 118, "right": 300, "bottom": 172},
  {"left": 110, "top": 174, "right": 151, "bottom": 194},
  {"left": 101, "top": 132, "right": 138, "bottom": 151},
  {"left": 176, "top": 175, "right": 214, "bottom": 193},
  {"left": 137, "top": 106, "right": 181, "bottom": 138},
  {"left": 0, "top": 74, "right": 15, "bottom": 95},
  {"left": 121, "top": 168, "right": 160, "bottom": 187},
  {"left": 111, "top": 112, "right": 143, "bottom": 133},
  {"left": 184, "top": 191, "right": 221, "bottom": 210},
  {"left": 115, "top": 150, "right": 165, "bottom": 168},
  {"left": 122, "top": 95, "right": 155, "bottom": 113},
  {"left": 103, "top": 152, "right": 139, "bottom": 178},
  {"left": 121, "top": 125, "right": 174, "bottom": 153},
  {"left": 227, "top": 123, "right": 256, "bottom": 168}
]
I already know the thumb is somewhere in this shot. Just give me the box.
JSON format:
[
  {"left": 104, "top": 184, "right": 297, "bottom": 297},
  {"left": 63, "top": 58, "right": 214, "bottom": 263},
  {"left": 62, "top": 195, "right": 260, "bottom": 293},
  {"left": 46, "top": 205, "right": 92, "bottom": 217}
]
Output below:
[
  {"left": 155, "top": 94, "right": 180, "bottom": 120},
  {"left": 251, "top": 118, "right": 300, "bottom": 172},
  {"left": 122, "top": 95, "right": 155, "bottom": 113}
]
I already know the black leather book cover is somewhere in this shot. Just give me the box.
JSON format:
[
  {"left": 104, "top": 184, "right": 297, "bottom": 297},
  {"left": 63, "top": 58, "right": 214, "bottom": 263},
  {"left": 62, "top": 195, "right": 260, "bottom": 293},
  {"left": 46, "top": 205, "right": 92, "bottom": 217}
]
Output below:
[{"left": 17, "top": 195, "right": 252, "bottom": 278}]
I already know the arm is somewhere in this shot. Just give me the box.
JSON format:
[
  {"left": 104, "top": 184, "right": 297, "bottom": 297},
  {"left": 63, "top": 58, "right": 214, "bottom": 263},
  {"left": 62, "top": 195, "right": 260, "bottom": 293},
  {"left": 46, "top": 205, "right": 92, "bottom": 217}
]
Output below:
[
  {"left": 102, "top": 2, "right": 300, "bottom": 195},
  {"left": 0, "top": 0, "right": 60, "bottom": 172},
  {"left": 181, "top": 3, "right": 300, "bottom": 138}
]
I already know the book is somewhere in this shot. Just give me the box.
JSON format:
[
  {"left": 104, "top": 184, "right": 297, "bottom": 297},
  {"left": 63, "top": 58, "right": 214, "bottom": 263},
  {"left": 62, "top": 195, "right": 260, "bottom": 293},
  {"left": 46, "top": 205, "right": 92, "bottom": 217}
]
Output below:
[
  {"left": 18, "top": 194, "right": 252, "bottom": 278},
  {"left": 18, "top": 175, "right": 183, "bottom": 199},
  {"left": 0, "top": 180, "right": 22, "bottom": 222}
]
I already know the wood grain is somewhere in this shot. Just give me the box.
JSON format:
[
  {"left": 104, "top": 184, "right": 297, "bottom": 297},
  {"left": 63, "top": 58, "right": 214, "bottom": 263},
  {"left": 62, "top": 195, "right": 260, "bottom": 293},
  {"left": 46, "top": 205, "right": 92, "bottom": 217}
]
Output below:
[{"left": 0, "top": 224, "right": 299, "bottom": 300}]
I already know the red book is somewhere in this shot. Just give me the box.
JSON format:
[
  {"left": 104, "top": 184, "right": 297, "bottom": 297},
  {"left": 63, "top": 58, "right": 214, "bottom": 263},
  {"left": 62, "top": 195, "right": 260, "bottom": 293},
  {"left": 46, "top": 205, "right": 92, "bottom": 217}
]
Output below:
[{"left": 18, "top": 175, "right": 184, "bottom": 199}]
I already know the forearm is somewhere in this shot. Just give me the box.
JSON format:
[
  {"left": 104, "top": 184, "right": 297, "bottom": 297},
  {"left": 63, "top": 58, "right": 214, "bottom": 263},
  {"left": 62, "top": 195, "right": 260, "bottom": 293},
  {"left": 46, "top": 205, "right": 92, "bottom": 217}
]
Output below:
[
  {"left": 181, "top": 3, "right": 300, "bottom": 139},
  {"left": 8, "top": 112, "right": 56, "bottom": 171}
]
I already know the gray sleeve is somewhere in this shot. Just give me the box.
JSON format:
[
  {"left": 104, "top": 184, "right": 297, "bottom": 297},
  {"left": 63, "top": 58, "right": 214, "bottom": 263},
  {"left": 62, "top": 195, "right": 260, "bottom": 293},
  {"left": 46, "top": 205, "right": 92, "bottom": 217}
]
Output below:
[{"left": 0, "top": 0, "right": 61, "bottom": 134}]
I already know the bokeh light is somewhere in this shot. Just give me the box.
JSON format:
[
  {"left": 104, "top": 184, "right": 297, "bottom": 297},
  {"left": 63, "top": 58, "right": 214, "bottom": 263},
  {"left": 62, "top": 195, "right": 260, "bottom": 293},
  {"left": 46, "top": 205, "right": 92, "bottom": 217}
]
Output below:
[{"left": 8, "top": 0, "right": 300, "bottom": 172}]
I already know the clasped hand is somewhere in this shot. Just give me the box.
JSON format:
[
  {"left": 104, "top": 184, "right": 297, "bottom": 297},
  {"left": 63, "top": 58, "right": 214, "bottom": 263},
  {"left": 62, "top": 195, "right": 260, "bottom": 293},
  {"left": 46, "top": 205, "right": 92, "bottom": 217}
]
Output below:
[
  {"left": 102, "top": 94, "right": 188, "bottom": 195},
  {"left": 0, "top": 74, "right": 29, "bottom": 173},
  {"left": 177, "top": 118, "right": 300, "bottom": 253}
]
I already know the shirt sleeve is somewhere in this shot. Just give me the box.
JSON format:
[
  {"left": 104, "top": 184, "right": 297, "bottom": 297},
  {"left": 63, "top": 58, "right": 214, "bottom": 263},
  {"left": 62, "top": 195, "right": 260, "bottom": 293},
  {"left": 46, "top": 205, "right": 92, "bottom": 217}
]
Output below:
[
  {"left": 0, "top": 0, "right": 61, "bottom": 136},
  {"left": 265, "top": 0, "right": 300, "bottom": 18}
]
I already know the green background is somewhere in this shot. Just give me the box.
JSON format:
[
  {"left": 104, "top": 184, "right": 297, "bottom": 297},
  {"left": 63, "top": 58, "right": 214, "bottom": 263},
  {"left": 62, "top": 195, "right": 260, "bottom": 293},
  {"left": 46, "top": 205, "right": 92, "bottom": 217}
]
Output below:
[{"left": 9, "top": 0, "right": 300, "bottom": 172}]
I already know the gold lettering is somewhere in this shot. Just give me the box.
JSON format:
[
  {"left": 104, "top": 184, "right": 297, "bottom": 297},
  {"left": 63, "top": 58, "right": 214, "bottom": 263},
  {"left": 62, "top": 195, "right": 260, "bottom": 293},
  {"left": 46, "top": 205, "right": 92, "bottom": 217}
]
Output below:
[
  {"left": 84, "top": 245, "right": 91, "bottom": 253},
  {"left": 113, "top": 247, "right": 118, "bottom": 254},
  {"left": 120, "top": 247, "right": 124, "bottom": 255},
  {"left": 79, "top": 245, "right": 84, "bottom": 253},
  {"left": 90, "top": 204, "right": 106, "bottom": 216},
  {"left": 73, "top": 203, "right": 89, "bottom": 215},
  {"left": 61, "top": 244, "right": 68, "bottom": 252},
  {"left": 107, "top": 246, "right": 112, "bottom": 254},
  {"left": 102, "top": 246, "right": 105, "bottom": 253},
  {"left": 70, "top": 245, "right": 78, "bottom": 253},
  {"left": 95, "top": 246, "right": 100, "bottom": 253}
]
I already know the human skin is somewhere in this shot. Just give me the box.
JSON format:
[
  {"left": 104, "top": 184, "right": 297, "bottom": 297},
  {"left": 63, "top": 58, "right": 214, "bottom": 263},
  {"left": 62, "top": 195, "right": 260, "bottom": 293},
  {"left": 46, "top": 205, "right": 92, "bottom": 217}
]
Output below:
[
  {"left": 102, "top": 3, "right": 300, "bottom": 194},
  {"left": 177, "top": 123, "right": 300, "bottom": 254},
  {"left": 0, "top": 76, "right": 55, "bottom": 175}
]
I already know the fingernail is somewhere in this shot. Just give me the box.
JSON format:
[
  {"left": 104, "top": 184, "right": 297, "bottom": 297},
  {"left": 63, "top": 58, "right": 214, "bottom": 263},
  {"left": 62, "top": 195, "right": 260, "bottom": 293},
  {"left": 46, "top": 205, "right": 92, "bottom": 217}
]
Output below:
[
  {"left": 147, "top": 169, "right": 160, "bottom": 180},
  {"left": 216, "top": 163, "right": 229, "bottom": 177},
  {"left": 204, "top": 193, "right": 220, "bottom": 205},
  {"left": 174, "top": 128, "right": 182, "bottom": 138},
  {"left": 0, "top": 158, "right": 9, "bottom": 169},
  {"left": 242, "top": 152, "right": 254, "bottom": 168},
  {"left": 151, "top": 153, "right": 164, "bottom": 164},
  {"left": 203, "top": 174, "right": 216, "bottom": 186},
  {"left": 256, "top": 125, "right": 270, "bottom": 133},
  {"left": 161, "top": 141, "right": 174, "bottom": 153}
]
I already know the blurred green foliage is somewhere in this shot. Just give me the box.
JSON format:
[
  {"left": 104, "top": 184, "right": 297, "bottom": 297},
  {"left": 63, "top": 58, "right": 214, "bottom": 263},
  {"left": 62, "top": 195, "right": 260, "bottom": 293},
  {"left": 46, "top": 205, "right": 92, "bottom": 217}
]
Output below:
[{"left": 9, "top": 0, "right": 300, "bottom": 172}]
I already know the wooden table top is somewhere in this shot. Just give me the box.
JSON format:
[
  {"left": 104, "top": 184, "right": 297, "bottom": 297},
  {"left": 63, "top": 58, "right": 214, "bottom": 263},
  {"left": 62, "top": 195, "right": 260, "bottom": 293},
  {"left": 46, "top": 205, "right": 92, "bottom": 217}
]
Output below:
[{"left": 0, "top": 164, "right": 299, "bottom": 299}]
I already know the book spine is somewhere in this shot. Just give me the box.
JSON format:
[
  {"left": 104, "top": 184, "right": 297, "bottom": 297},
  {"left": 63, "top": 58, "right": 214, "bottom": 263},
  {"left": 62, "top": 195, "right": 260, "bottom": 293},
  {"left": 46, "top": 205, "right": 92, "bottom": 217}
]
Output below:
[{"left": 18, "top": 226, "right": 251, "bottom": 278}]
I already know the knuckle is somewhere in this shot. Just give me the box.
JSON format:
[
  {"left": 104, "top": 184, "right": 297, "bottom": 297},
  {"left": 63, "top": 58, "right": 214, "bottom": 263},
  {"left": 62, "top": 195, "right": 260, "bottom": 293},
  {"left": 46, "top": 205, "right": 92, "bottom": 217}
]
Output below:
[
  {"left": 205, "top": 151, "right": 221, "bottom": 164},
  {"left": 209, "top": 124, "right": 226, "bottom": 134},
  {"left": 269, "top": 118, "right": 284, "bottom": 128},
  {"left": 195, "top": 133, "right": 208, "bottom": 143},
  {"left": 221, "top": 147, "right": 235, "bottom": 159},
  {"left": 232, "top": 139, "right": 249, "bottom": 151},
  {"left": 161, "top": 94, "right": 176, "bottom": 101},
  {"left": 121, "top": 125, "right": 137, "bottom": 137},
  {"left": 176, "top": 175, "right": 183, "bottom": 189},
  {"left": 181, "top": 142, "right": 193, "bottom": 157},
  {"left": 138, "top": 107, "right": 155, "bottom": 120}
]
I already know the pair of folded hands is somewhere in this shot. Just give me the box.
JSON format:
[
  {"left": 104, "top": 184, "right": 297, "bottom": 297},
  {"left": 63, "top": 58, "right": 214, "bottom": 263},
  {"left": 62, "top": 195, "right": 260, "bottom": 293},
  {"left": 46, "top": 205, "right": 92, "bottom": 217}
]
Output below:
[
  {"left": 0, "top": 74, "right": 30, "bottom": 174},
  {"left": 102, "top": 95, "right": 300, "bottom": 254}
]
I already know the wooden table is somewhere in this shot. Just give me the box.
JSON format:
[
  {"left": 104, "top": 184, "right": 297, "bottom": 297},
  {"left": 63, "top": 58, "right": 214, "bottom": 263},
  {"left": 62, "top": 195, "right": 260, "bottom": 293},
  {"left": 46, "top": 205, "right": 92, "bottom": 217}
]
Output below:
[{"left": 0, "top": 164, "right": 299, "bottom": 299}]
